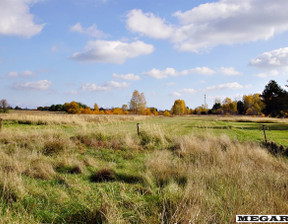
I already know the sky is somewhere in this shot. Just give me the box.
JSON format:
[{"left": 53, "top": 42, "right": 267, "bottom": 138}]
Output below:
[{"left": 1, "top": 0, "right": 288, "bottom": 110}]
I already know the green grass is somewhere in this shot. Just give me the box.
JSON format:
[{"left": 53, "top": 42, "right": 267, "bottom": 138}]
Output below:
[{"left": 1, "top": 113, "right": 288, "bottom": 223}]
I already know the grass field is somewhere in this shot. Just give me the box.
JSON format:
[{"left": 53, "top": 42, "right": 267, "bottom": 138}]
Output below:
[{"left": 1, "top": 111, "right": 288, "bottom": 223}]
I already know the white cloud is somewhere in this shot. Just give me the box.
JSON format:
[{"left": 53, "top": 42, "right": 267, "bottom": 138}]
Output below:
[
  {"left": 181, "top": 88, "right": 197, "bottom": 94},
  {"left": 81, "top": 81, "right": 129, "bottom": 92},
  {"left": 143, "top": 68, "right": 184, "bottom": 79},
  {"left": 8, "top": 72, "right": 19, "bottom": 77},
  {"left": 190, "top": 67, "right": 215, "bottom": 75},
  {"left": 127, "top": 1, "right": 288, "bottom": 52},
  {"left": 107, "top": 81, "right": 130, "bottom": 88},
  {"left": 7, "top": 70, "right": 36, "bottom": 78},
  {"left": 82, "top": 83, "right": 110, "bottom": 92},
  {"left": 22, "top": 70, "right": 36, "bottom": 76},
  {"left": 0, "top": 0, "right": 44, "bottom": 38},
  {"left": 112, "top": 73, "right": 141, "bottom": 81},
  {"left": 126, "top": 9, "right": 174, "bottom": 39},
  {"left": 205, "top": 82, "right": 251, "bottom": 91},
  {"left": 70, "top": 22, "right": 108, "bottom": 38},
  {"left": 143, "top": 66, "right": 215, "bottom": 79},
  {"left": 14, "top": 80, "right": 51, "bottom": 90},
  {"left": 250, "top": 47, "right": 288, "bottom": 69},
  {"left": 220, "top": 67, "right": 241, "bottom": 76},
  {"left": 71, "top": 40, "right": 154, "bottom": 64},
  {"left": 172, "top": 91, "right": 182, "bottom": 97},
  {"left": 256, "top": 70, "right": 279, "bottom": 78}
]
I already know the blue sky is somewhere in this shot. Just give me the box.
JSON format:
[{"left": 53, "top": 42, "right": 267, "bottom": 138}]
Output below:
[{"left": 1, "top": 0, "right": 288, "bottom": 110}]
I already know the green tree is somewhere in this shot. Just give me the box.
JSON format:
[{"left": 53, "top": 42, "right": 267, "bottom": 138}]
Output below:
[
  {"left": 261, "top": 80, "right": 287, "bottom": 116},
  {"left": 171, "top": 99, "right": 186, "bottom": 115},
  {"left": 211, "top": 99, "right": 222, "bottom": 114},
  {"left": 129, "top": 90, "right": 146, "bottom": 114},
  {"left": 237, "top": 100, "right": 245, "bottom": 115}
]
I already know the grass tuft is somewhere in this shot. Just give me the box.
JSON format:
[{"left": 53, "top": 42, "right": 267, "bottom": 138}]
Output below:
[{"left": 90, "top": 168, "right": 117, "bottom": 182}]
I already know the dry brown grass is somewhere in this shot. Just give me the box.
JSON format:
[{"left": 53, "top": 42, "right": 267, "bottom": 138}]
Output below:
[
  {"left": 1, "top": 110, "right": 151, "bottom": 126},
  {"left": 216, "top": 115, "right": 288, "bottom": 123},
  {"left": 145, "top": 134, "right": 288, "bottom": 223}
]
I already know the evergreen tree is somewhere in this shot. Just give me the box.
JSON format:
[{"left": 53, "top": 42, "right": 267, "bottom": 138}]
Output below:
[{"left": 261, "top": 80, "right": 287, "bottom": 116}]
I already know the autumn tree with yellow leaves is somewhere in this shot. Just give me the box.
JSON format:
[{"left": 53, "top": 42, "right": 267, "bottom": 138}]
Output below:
[{"left": 171, "top": 99, "right": 186, "bottom": 115}]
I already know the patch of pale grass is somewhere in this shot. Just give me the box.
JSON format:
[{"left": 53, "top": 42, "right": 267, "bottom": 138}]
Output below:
[
  {"left": 0, "top": 169, "right": 26, "bottom": 203},
  {"left": 216, "top": 115, "right": 288, "bottom": 123},
  {"left": 1, "top": 110, "right": 151, "bottom": 126}
]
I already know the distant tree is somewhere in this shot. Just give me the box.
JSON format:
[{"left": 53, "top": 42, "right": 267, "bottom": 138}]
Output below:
[
  {"left": 237, "top": 100, "right": 245, "bottom": 115},
  {"left": 105, "top": 110, "right": 112, "bottom": 115},
  {"left": 211, "top": 102, "right": 222, "bottom": 114},
  {"left": 48, "top": 104, "right": 64, "bottom": 111},
  {"left": 0, "top": 99, "right": 9, "bottom": 113},
  {"left": 163, "top": 110, "right": 171, "bottom": 117},
  {"left": 129, "top": 90, "right": 146, "bottom": 114},
  {"left": 81, "top": 107, "right": 94, "bottom": 114},
  {"left": 261, "top": 80, "right": 287, "bottom": 116},
  {"left": 171, "top": 99, "right": 186, "bottom": 115},
  {"left": 195, "top": 104, "right": 208, "bottom": 115},
  {"left": 222, "top": 97, "right": 237, "bottom": 115},
  {"left": 65, "top": 101, "right": 81, "bottom": 114},
  {"left": 212, "top": 102, "right": 222, "bottom": 111},
  {"left": 142, "top": 108, "right": 152, "bottom": 115},
  {"left": 121, "top": 104, "right": 128, "bottom": 112},
  {"left": 112, "top": 107, "right": 123, "bottom": 115},
  {"left": 94, "top": 104, "right": 99, "bottom": 114},
  {"left": 150, "top": 107, "right": 158, "bottom": 116},
  {"left": 243, "top": 94, "right": 264, "bottom": 115}
]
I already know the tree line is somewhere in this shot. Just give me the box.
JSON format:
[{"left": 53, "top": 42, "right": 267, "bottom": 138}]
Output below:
[
  {"left": 1, "top": 80, "right": 287, "bottom": 117},
  {"left": 171, "top": 80, "right": 288, "bottom": 117}
]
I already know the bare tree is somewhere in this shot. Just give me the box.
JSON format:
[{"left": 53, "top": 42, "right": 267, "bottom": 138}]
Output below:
[
  {"left": 129, "top": 90, "right": 146, "bottom": 114},
  {"left": 0, "top": 99, "right": 9, "bottom": 113}
]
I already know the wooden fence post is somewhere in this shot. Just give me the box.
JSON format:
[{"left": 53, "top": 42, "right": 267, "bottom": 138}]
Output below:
[
  {"left": 0, "top": 118, "right": 3, "bottom": 132},
  {"left": 262, "top": 125, "right": 267, "bottom": 144},
  {"left": 137, "top": 123, "right": 140, "bottom": 136}
]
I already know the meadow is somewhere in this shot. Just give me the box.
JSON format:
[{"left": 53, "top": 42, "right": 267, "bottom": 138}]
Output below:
[{"left": 1, "top": 111, "right": 288, "bottom": 223}]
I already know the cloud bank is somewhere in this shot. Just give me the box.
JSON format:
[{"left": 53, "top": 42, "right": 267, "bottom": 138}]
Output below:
[
  {"left": 126, "top": 0, "right": 288, "bottom": 52},
  {"left": 0, "top": 0, "right": 44, "bottom": 38},
  {"left": 81, "top": 81, "right": 130, "bottom": 92},
  {"left": 14, "top": 80, "right": 51, "bottom": 90},
  {"left": 71, "top": 40, "right": 154, "bottom": 64},
  {"left": 250, "top": 47, "right": 288, "bottom": 69}
]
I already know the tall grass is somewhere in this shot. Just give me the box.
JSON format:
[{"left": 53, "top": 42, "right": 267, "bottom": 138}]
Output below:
[
  {"left": 1, "top": 112, "right": 288, "bottom": 223},
  {"left": 1, "top": 110, "right": 150, "bottom": 126}
]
